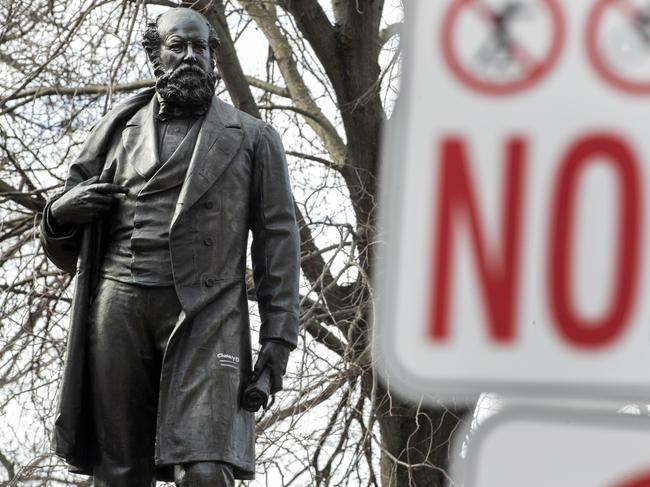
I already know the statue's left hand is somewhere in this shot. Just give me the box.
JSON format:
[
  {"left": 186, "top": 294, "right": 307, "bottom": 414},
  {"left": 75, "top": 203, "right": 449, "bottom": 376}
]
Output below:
[{"left": 252, "top": 340, "right": 291, "bottom": 394}]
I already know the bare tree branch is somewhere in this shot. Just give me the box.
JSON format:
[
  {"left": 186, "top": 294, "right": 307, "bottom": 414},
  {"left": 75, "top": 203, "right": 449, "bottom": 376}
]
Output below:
[
  {"left": 239, "top": 0, "right": 348, "bottom": 167},
  {"left": 0, "top": 180, "right": 45, "bottom": 212},
  {"left": 1, "top": 80, "right": 155, "bottom": 105},
  {"left": 379, "top": 22, "right": 401, "bottom": 46},
  {"left": 278, "top": 0, "right": 342, "bottom": 93}
]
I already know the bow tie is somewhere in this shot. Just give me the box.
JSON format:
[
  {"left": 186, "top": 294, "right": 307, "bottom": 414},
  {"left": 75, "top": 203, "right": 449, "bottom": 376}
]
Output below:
[{"left": 157, "top": 100, "right": 207, "bottom": 122}]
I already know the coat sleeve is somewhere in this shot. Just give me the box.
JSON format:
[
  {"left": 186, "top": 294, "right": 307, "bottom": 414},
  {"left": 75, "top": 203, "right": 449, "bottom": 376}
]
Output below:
[
  {"left": 250, "top": 123, "right": 300, "bottom": 349},
  {"left": 40, "top": 122, "right": 122, "bottom": 274},
  {"left": 40, "top": 197, "right": 82, "bottom": 274}
]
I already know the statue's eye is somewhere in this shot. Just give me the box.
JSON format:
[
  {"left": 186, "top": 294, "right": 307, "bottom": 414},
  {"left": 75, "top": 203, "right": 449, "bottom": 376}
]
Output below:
[{"left": 169, "top": 44, "right": 183, "bottom": 53}]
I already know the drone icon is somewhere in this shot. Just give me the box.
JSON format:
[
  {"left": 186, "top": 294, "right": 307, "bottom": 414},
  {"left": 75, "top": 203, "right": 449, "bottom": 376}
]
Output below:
[
  {"left": 630, "top": 3, "right": 650, "bottom": 43},
  {"left": 474, "top": 2, "right": 531, "bottom": 74},
  {"left": 441, "top": 0, "right": 565, "bottom": 95}
]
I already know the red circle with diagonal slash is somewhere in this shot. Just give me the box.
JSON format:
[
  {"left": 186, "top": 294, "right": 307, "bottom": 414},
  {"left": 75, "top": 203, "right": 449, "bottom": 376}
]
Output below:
[
  {"left": 441, "top": 0, "right": 565, "bottom": 95},
  {"left": 587, "top": 0, "right": 650, "bottom": 94}
]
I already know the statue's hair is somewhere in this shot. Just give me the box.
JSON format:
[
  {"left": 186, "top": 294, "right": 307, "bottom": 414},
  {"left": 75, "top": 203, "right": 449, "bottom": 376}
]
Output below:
[{"left": 142, "top": 9, "right": 220, "bottom": 76}]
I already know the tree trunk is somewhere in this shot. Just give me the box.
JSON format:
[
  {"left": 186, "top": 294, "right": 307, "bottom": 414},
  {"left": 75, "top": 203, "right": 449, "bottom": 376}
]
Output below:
[{"left": 376, "top": 395, "right": 474, "bottom": 486}]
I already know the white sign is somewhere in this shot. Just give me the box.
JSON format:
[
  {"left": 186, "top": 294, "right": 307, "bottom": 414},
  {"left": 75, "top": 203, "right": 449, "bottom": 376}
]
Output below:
[
  {"left": 375, "top": 0, "right": 650, "bottom": 401},
  {"left": 459, "top": 409, "right": 650, "bottom": 487}
]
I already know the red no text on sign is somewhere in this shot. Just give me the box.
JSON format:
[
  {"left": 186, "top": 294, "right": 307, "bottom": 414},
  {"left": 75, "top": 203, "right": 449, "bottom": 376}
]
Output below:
[{"left": 430, "top": 133, "right": 643, "bottom": 348}]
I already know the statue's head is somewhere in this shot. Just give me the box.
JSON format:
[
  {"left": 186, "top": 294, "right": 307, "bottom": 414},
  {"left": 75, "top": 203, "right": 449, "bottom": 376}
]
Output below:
[{"left": 142, "top": 8, "right": 220, "bottom": 111}]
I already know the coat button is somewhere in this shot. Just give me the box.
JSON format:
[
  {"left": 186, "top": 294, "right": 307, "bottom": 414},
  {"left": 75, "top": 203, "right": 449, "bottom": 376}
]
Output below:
[
  {"left": 204, "top": 277, "right": 216, "bottom": 287},
  {"left": 134, "top": 221, "right": 143, "bottom": 229},
  {"left": 204, "top": 238, "right": 214, "bottom": 246},
  {"left": 204, "top": 201, "right": 214, "bottom": 209}
]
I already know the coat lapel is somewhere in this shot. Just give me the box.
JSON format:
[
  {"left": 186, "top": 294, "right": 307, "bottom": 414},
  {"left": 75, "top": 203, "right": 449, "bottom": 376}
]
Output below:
[
  {"left": 121, "top": 97, "right": 159, "bottom": 180},
  {"left": 171, "top": 97, "right": 244, "bottom": 228}
]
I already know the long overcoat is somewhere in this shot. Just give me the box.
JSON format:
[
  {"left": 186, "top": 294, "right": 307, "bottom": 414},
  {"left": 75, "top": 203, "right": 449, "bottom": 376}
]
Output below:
[{"left": 40, "top": 88, "right": 300, "bottom": 481}]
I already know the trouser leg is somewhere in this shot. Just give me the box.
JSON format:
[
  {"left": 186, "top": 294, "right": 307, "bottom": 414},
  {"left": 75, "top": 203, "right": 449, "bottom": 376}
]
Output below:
[
  {"left": 88, "top": 279, "right": 180, "bottom": 487},
  {"left": 174, "top": 462, "right": 235, "bottom": 487}
]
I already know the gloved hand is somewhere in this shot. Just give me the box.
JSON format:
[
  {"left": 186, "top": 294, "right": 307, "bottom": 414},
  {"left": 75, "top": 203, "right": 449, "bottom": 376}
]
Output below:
[
  {"left": 251, "top": 340, "right": 292, "bottom": 394},
  {"left": 50, "top": 176, "right": 128, "bottom": 228}
]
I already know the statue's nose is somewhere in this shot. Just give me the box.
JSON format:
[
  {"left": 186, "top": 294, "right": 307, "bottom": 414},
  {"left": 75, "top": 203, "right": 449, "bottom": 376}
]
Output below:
[{"left": 184, "top": 45, "right": 197, "bottom": 62}]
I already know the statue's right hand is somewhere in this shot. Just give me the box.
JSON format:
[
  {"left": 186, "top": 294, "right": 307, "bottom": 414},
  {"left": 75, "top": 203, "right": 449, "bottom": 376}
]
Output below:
[{"left": 50, "top": 176, "right": 128, "bottom": 227}]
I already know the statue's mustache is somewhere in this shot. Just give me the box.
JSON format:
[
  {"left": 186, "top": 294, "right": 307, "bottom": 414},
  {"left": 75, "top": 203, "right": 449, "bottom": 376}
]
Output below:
[
  {"left": 171, "top": 63, "right": 206, "bottom": 77},
  {"left": 158, "top": 62, "right": 208, "bottom": 82}
]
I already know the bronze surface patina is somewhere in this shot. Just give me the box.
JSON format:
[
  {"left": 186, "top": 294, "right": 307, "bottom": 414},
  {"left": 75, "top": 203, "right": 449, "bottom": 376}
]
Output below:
[{"left": 41, "top": 8, "right": 299, "bottom": 487}]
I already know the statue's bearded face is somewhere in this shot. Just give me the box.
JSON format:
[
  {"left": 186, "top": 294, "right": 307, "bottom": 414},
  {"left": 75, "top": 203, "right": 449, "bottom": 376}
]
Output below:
[{"left": 148, "top": 10, "right": 216, "bottom": 111}]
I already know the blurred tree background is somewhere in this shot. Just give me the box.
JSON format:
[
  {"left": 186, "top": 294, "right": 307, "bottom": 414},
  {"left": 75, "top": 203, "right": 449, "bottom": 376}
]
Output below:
[{"left": 0, "top": 0, "right": 475, "bottom": 485}]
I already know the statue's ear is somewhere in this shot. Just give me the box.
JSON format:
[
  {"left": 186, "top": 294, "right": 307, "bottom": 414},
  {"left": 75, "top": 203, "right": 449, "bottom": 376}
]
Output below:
[{"left": 148, "top": 54, "right": 164, "bottom": 78}]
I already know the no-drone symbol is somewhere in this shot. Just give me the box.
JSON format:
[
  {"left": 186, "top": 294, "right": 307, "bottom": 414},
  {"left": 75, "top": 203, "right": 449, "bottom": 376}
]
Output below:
[
  {"left": 441, "top": 0, "right": 565, "bottom": 95},
  {"left": 587, "top": 0, "right": 650, "bottom": 94}
]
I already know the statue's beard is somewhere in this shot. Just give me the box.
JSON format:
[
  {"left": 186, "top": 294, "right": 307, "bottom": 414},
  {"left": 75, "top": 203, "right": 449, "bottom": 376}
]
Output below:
[{"left": 155, "top": 63, "right": 215, "bottom": 111}]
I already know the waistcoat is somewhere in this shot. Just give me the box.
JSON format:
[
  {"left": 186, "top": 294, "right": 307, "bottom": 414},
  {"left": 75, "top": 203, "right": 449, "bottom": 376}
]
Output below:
[{"left": 100, "top": 114, "right": 202, "bottom": 286}]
